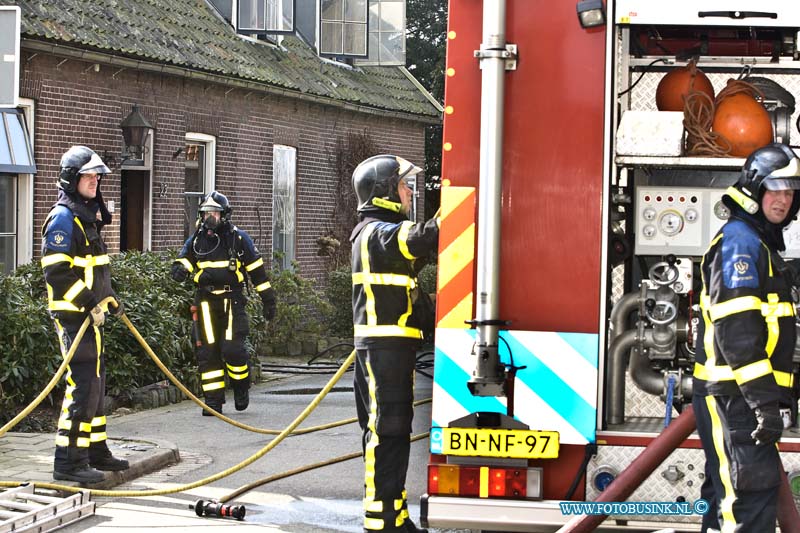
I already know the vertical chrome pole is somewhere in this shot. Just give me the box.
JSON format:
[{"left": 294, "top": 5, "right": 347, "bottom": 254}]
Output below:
[{"left": 468, "top": 0, "right": 508, "bottom": 397}]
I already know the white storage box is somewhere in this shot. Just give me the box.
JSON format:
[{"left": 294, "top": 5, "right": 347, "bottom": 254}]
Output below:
[{"left": 615, "top": 111, "right": 684, "bottom": 157}]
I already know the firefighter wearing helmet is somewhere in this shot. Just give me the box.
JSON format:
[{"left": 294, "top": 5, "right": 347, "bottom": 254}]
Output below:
[
  {"left": 693, "top": 143, "right": 800, "bottom": 531},
  {"left": 42, "top": 146, "right": 128, "bottom": 483},
  {"left": 171, "top": 191, "right": 276, "bottom": 416},
  {"left": 350, "top": 155, "right": 439, "bottom": 533}
]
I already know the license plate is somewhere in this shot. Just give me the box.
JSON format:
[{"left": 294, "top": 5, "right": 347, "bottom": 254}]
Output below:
[{"left": 435, "top": 427, "right": 559, "bottom": 459}]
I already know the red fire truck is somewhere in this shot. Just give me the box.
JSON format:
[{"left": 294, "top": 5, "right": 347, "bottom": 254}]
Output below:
[{"left": 421, "top": 1, "right": 800, "bottom": 531}]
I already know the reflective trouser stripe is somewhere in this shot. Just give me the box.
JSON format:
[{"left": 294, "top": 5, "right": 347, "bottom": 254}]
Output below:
[
  {"left": 226, "top": 363, "right": 249, "bottom": 380},
  {"left": 226, "top": 300, "right": 233, "bottom": 341},
  {"left": 706, "top": 396, "right": 738, "bottom": 532},
  {"left": 364, "top": 360, "right": 379, "bottom": 503},
  {"left": 56, "top": 436, "right": 90, "bottom": 448},
  {"left": 201, "top": 369, "right": 225, "bottom": 391},
  {"left": 693, "top": 362, "right": 794, "bottom": 388},
  {"left": 201, "top": 301, "right": 215, "bottom": 344},
  {"left": 91, "top": 416, "right": 107, "bottom": 444}
]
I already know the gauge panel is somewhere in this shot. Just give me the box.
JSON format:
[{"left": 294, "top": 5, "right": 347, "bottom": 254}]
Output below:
[{"left": 634, "top": 186, "right": 728, "bottom": 256}]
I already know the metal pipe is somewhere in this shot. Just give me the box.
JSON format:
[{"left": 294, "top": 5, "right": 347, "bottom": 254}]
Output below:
[
  {"left": 556, "top": 406, "right": 697, "bottom": 533},
  {"left": 628, "top": 345, "right": 663, "bottom": 396},
  {"left": 608, "top": 291, "right": 639, "bottom": 344},
  {"left": 606, "top": 329, "right": 638, "bottom": 425},
  {"left": 469, "top": 0, "right": 508, "bottom": 397}
]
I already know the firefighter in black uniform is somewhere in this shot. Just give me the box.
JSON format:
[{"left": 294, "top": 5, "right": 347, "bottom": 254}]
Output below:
[
  {"left": 171, "top": 191, "right": 276, "bottom": 415},
  {"left": 42, "top": 146, "right": 128, "bottom": 483},
  {"left": 351, "top": 155, "right": 439, "bottom": 533},
  {"left": 693, "top": 143, "right": 800, "bottom": 532}
]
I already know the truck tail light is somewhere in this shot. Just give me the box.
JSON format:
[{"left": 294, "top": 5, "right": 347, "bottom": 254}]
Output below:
[{"left": 427, "top": 464, "right": 542, "bottom": 499}]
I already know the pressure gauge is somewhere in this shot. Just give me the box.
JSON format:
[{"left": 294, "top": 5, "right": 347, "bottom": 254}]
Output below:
[
  {"left": 642, "top": 224, "right": 657, "bottom": 239},
  {"left": 685, "top": 208, "right": 699, "bottom": 223},
  {"left": 713, "top": 200, "right": 730, "bottom": 221},
  {"left": 658, "top": 210, "right": 684, "bottom": 236},
  {"left": 642, "top": 207, "right": 657, "bottom": 221}
]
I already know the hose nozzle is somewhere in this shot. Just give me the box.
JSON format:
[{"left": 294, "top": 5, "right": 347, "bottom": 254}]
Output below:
[{"left": 193, "top": 499, "right": 246, "bottom": 521}]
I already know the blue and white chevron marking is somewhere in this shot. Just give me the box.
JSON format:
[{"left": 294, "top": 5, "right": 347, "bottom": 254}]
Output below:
[{"left": 432, "top": 328, "right": 599, "bottom": 447}]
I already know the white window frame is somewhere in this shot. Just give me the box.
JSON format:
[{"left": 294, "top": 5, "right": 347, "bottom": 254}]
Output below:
[
  {"left": 272, "top": 144, "right": 296, "bottom": 270},
  {"left": 16, "top": 97, "right": 33, "bottom": 267},
  {"left": 184, "top": 132, "right": 216, "bottom": 239},
  {"left": 186, "top": 132, "right": 216, "bottom": 191}
]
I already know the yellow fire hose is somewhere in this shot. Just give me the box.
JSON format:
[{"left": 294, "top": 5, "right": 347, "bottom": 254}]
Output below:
[
  {"left": 1, "top": 309, "right": 432, "bottom": 500},
  {"left": 0, "top": 346, "right": 357, "bottom": 497},
  {"left": 219, "top": 432, "right": 429, "bottom": 503},
  {"left": 0, "top": 317, "right": 90, "bottom": 438},
  {"left": 120, "top": 313, "right": 430, "bottom": 435}
]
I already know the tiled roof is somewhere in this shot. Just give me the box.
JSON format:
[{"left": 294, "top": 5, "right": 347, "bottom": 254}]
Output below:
[{"left": 3, "top": 0, "right": 440, "bottom": 119}]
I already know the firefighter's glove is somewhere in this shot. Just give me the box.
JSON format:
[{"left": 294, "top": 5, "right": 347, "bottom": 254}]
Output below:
[
  {"left": 261, "top": 288, "right": 277, "bottom": 322},
  {"left": 171, "top": 263, "right": 189, "bottom": 282},
  {"left": 109, "top": 298, "right": 124, "bottom": 317},
  {"left": 88, "top": 305, "right": 106, "bottom": 327},
  {"left": 751, "top": 403, "right": 784, "bottom": 446}
]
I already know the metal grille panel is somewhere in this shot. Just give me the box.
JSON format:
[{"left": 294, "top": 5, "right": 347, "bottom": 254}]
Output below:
[{"left": 586, "top": 445, "right": 800, "bottom": 523}]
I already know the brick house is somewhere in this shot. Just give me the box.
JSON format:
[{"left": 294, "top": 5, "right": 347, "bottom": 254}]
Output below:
[{"left": 0, "top": 0, "right": 440, "bottom": 281}]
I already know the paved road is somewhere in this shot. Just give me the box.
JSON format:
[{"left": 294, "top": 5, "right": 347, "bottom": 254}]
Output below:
[{"left": 51, "top": 358, "right": 460, "bottom": 532}]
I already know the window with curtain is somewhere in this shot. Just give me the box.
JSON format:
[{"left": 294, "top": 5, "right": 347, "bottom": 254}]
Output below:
[
  {"left": 0, "top": 173, "right": 16, "bottom": 274},
  {"left": 272, "top": 145, "right": 297, "bottom": 270}
]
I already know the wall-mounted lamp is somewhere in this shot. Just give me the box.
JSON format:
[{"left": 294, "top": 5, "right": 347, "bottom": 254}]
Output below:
[
  {"left": 119, "top": 104, "right": 155, "bottom": 165},
  {"left": 577, "top": 0, "right": 606, "bottom": 28},
  {"left": 101, "top": 104, "right": 156, "bottom": 170}
]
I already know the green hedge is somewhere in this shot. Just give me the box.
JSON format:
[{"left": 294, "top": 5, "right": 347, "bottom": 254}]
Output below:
[{"left": 0, "top": 251, "right": 332, "bottom": 420}]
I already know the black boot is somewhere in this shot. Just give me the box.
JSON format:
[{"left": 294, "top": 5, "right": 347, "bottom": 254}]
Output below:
[
  {"left": 402, "top": 519, "right": 428, "bottom": 533},
  {"left": 234, "top": 387, "right": 249, "bottom": 411},
  {"left": 53, "top": 464, "right": 105, "bottom": 484},
  {"left": 90, "top": 452, "right": 130, "bottom": 471},
  {"left": 202, "top": 400, "right": 223, "bottom": 416}
]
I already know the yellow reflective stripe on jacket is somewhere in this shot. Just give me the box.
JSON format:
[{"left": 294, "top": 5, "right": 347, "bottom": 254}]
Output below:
[
  {"left": 255, "top": 281, "right": 271, "bottom": 292},
  {"left": 707, "top": 295, "right": 762, "bottom": 321},
  {"left": 352, "top": 272, "right": 414, "bottom": 287},
  {"left": 707, "top": 293, "right": 795, "bottom": 322},
  {"left": 41, "top": 253, "right": 73, "bottom": 267},
  {"left": 63, "top": 279, "right": 87, "bottom": 302},
  {"left": 73, "top": 255, "right": 110, "bottom": 267},
  {"left": 74, "top": 218, "right": 89, "bottom": 246},
  {"left": 48, "top": 301, "right": 82, "bottom": 312},
  {"left": 397, "top": 221, "right": 415, "bottom": 260},
  {"left": 177, "top": 257, "right": 194, "bottom": 272},
  {"left": 197, "top": 260, "right": 231, "bottom": 269},
  {"left": 354, "top": 324, "right": 423, "bottom": 339},
  {"left": 245, "top": 258, "right": 264, "bottom": 271},
  {"left": 360, "top": 224, "right": 379, "bottom": 326}
]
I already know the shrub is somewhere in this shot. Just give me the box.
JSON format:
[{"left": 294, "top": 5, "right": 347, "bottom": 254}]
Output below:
[
  {"left": 0, "top": 250, "right": 337, "bottom": 420},
  {"left": 248, "top": 259, "right": 333, "bottom": 352},
  {"left": 417, "top": 263, "right": 438, "bottom": 294},
  {"left": 327, "top": 266, "right": 353, "bottom": 339}
]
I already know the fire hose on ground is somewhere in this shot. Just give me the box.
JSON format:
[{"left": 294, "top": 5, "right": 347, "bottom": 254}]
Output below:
[
  {"left": 0, "top": 309, "right": 430, "bottom": 502},
  {"left": 556, "top": 405, "right": 800, "bottom": 533}
]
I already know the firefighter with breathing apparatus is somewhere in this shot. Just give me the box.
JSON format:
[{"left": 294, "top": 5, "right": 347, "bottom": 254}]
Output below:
[{"left": 171, "top": 191, "right": 276, "bottom": 415}]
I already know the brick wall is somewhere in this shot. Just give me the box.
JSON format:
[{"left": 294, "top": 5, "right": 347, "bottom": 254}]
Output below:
[{"left": 22, "top": 51, "right": 428, "bottom": 283}]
